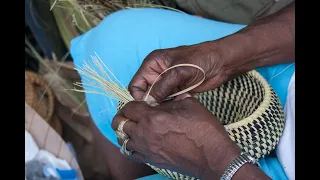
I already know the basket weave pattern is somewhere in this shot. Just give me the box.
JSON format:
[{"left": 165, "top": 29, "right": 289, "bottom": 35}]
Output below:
[
  {"left": 25, "top": 71, "right": 62, "bottom": 135},
  {"left": 117, "top": 70, "right": 284, "bottom": 180},
  {"left": 25, "top": 71, "right": 54, "bottom": 122}
]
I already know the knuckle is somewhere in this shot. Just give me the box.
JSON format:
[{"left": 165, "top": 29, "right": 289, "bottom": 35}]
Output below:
[
  {"left": 123, "top": 101, "right": 138, "bottom": 108},
  {"left": 126, "top": 101, "right": 148, "bottom": 109},
  {"left": 122, "top": 101, "right": 148, "bottom": 115},
  {"left": 151, "top": 89, "right": 167, "bottom": 102},
  {"left": 128, "top": 80, "right": 138, "bottom": 92},
  {"left": 146, "top": 50, "right": 171, "bottom": 64},
  {"left": 111, "top": 114, "right": 121, "bottom": 130},
  {"left": 149, "top": 49, "right": 166, "bottom": 58},
  {"left": 136, "top": 126, "right": 146, "bottom": 140}
]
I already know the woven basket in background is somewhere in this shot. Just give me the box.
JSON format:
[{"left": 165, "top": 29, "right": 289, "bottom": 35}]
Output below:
[{"left": 25, "top": 70, "right": 62, "bottom": 135}]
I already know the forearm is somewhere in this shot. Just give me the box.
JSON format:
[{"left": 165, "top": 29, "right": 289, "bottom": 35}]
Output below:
[
  {"left": 215, "top": 2, "right": 295, "bottom": 76},
  {"left": 201, "top": 4, "right": 295, "bottom": 179}
]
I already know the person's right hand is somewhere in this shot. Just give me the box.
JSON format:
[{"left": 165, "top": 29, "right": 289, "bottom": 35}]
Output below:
[{"left": 129, "top": 42, "right": 233, "bottom": 103}]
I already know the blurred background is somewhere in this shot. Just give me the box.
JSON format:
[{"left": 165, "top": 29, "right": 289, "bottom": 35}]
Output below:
[{"left": 25, "top": 1, "right": 178, "bottom": 179}]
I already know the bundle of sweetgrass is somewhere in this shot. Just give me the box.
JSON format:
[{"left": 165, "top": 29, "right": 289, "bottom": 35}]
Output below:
[
  {"left": 73, "top": 52, "right": 134, "bottom": 106},
  {"left": 73, "top": 52, "right": 204, "bottom": 108}
]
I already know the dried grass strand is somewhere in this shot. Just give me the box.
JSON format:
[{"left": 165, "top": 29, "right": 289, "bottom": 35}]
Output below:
[
  {"left": 74, "top": 54, "right": 134, "bottom": 104},
  {"left": 74, "top": 52, "right": 206, "bottom": 107}
]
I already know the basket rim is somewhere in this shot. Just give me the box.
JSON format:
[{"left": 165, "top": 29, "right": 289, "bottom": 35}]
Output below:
[{"left": 224, "top": 70, "right": 272, "bottom": 130}]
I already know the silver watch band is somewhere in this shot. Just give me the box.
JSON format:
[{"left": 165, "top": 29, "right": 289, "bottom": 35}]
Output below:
[{"left": 220, "top": 152, "right": 259, "bottom": 180}]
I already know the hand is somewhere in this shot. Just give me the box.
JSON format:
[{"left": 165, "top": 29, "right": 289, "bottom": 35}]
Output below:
[
  {"left": 111, "top": 97, "right": 241, "bottom": 179},
  {"left": 129, "top": 2, "right": 295, "bottom": 104},
  {"left": 129, "top": 42, "right": 231, "bottom": 103}
]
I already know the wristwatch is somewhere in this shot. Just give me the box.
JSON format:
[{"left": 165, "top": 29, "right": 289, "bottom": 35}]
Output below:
[{"left": 220, "top": 152, "right": 259, "bottom": 180}]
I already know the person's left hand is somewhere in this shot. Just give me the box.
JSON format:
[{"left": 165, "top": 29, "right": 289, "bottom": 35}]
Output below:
[{"left": 111, "top": 97, "right": 241, "bottom": 179}]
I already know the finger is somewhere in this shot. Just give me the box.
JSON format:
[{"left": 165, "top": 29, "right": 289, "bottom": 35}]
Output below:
[
  {"left": 117, "top": 137, "right": 136, "bottom": 151},
  {"left": 149, "top": 66, "right": 195, "bottom": 102},
  {"left": 142, "top": 94, "right": 159, "bottom": 106},
  {"left": 120, "top": 101, "right": 152, "bottom": 123},
  {"left": 128, "top": 76, "right": 148, "bottom": 101},
  {"left": 111, "top": 114, "right": 137, "bottom": 137},
  {"left": 125, "top": 151, "right": 148, "bottom": 163},
  {"left": 154, "top": 96, "right": 198, "bottom": 112},
  {"left": 118, "top": 139, "right": 147, "bottom": 163},
  {"left": 129, "top": 51, "right": 170, "bottom": 101}
]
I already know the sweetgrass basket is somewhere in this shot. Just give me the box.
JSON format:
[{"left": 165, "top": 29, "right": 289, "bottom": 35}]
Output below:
[
  {"left": 25, "top": 70, "right": 62, "bottom": 135},
  {"left": 118, "top": 70, "right": 285, "bottom": 180},
  {"left": 25, "top": 70, "right": 54, "bottom": 122}
]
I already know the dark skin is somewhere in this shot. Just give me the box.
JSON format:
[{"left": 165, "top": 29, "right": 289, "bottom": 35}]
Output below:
[
  {"left": 129, "top": 2, "right": 294, "bottom": 103},
  {"left": 112, "top": 99, "right": 271, "bottom": 179},
  {"left": 100, "top": 2, "right": 294, "bottom": 180}
]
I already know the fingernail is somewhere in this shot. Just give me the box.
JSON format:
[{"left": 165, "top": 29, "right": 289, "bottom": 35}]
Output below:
[
  {"left": 144, "top": 95, "right": 157, "bottom": 103},
  {"left": 143, "top": 95, "right": 159, "bottom": 107}
]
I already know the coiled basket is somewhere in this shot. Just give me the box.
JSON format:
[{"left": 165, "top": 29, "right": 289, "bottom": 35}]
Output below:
[{"left": 118, "top": 70, "right": 285, "bottom": 180}]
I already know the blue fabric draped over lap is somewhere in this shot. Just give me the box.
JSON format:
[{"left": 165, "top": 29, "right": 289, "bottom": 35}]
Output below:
[{"left": 70, "top": 8, "right": 293, "bottom": 180}]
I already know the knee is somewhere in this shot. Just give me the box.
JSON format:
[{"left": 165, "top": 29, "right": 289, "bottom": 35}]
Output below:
[{"left": 98, "top": 8, "right": 183, "bottom": 30}]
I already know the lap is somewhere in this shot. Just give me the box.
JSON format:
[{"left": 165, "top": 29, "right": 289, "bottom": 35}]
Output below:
[{"left": 70, "top": 10, "right": 294, "bottom": 179}]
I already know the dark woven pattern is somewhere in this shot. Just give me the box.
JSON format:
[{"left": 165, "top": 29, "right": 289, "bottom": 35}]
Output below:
[
  {"left": 117, "top": 70, "right": 285, "bottom": 180},
  {"left": 196, "top": 73, "right": 264, "bottom": 125}
]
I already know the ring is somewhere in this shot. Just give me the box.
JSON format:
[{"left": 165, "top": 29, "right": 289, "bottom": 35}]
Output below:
[
  {"left": 116, "top": 130, "right": 129, "bottom": 140},
  {"left": 120, "top": 139, "right": 132, "bottom": 156},
  {"left": 117, "top": 119, "right": 129, "bottom": 132},
  {"left": 117, "top": 119, "right": 129, "bottom": 140}
]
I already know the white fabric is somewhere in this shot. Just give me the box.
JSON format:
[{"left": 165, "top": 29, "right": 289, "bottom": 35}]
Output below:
[
  {"left": 276, "top": 72, "right": 295, "bottom": 180},
  {"left": 25, "top": 130, "right": 39, "bottom": 163},
  {"left": 34, "top": 150, "right": 71, "bottom": 170}
]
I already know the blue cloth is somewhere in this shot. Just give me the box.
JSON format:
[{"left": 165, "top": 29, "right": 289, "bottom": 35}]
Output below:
[{"left": 70, "top": 8, "right": 294, "bottom": 180}]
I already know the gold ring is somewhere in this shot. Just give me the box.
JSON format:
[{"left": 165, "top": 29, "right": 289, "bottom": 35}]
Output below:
[
  {"left": 116, "top": 130, "right": 129, "bottom": 140},
  {"left": 117, "top": 119, "right": 129, "bottom": 133},
  {"left": 120, "top": 139, "right": 132, "bottom": 156}
]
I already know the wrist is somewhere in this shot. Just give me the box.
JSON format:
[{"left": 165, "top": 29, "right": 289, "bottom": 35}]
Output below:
[
  {"left": 210, "top": 33, "right": 261, "bottom": 77},
  {"left": 201, "top": 143, "right": 271, "bottom": 180},
  {"left": 201, "top": 35, "right": 256, "bottom": 82},
  {"left": 201, "top": 139, "right": 241, "bottom": 179},
  {"left": 202, "top": 147, "right": 271, "bottom": 180},
  {"left": 232, "top": 163, "right": 271, "bottom": 180}
]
